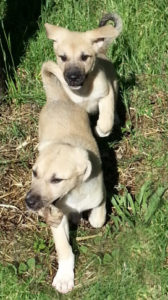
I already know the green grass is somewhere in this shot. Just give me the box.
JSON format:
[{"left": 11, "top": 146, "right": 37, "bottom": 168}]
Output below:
[
  {"left": 0, "top": 0, "right": 168, "bottom": 299},
  {"left": 0, "top": 264, "right": 55, "bottom": 300},
  {"left": 0, "top": 0, "right": 6, "bottom": 19}
]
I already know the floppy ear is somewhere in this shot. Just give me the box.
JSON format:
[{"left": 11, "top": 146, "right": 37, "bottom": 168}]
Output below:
[
  {"left": 83, "top": 160, "right": 92, "bottom": 182},
  {"left": 86, "top": 25, "right": 120, "bottom": 53},
  {"left": 44, "top": 23, "right": 69, "bottom": 41}
]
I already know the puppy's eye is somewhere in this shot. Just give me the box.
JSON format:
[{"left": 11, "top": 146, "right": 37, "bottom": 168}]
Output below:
[
  {"left": 59, "top": 55, "right": 67, "bottom": 62},
  {"left": 32, "top": 169, "right": 37, "bottom": 177},
  {"left": 81, "top": 54, "right": 90, "bottom": 61},
  {"left": 50, "top": 177, "right": 63, "bottom": 184}
]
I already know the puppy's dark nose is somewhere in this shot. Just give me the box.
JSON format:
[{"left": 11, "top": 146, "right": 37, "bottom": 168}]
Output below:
[
  {"left": 25, "top": 190, "right": 43, "bottom": 211},
  {"left": 64, "top": 67, "right": 85, "bottom": 87},
  {"left": 68, "top": 72, "right": 79, "bottom": 80},
  {"left": 64, "top": 68, "right": 81, "bottom": 81}
]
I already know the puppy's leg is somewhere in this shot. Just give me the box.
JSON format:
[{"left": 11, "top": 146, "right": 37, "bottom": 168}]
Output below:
[
  {"left": 89, "top": 200, "right": 106, "bottom": 228},
  {"left": 89, "top": 186, "right": 106, "bottom": 228},
  {"left": 95, "top": 85, "right": 115, "bottom": 137},
  {"left": 41, "top": 61, "right": 68, "bottom": 103},
  {"left": 51, "top": 215, "right": 75, "bottom": 294}
]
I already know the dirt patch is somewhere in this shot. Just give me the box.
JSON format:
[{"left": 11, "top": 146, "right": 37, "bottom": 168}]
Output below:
[{"left": 0, "top": 103, "right": 40, "bottom": 231}]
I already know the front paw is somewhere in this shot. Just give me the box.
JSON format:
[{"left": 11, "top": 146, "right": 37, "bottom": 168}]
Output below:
[
  {"left": 95, "top": 125, "right": 111, "bottom": 137},
  {"left": 38, "top": 205, "right": 63, "bottom": 227},
  {"left": 89, "top": 214, "right": 105, "bottom": 228},
  {"left": 52, "top": 269, "right": 74, "bottom": 294}
]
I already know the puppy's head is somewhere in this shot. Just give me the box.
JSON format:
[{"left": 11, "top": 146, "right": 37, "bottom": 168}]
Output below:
[
  {"left": 45, "top": 23, "right": 121, "bottom": 89},
  {"left": 25, "top": 144, "right": 92, "bottom": 211}
]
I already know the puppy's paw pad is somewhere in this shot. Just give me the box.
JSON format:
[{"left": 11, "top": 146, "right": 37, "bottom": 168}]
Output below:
[
  {"left": 52, "top": 271, "right": 74, "bottom": 294},
  {"left": 95, "top": 125, "right": 111, "bottom": 137}
]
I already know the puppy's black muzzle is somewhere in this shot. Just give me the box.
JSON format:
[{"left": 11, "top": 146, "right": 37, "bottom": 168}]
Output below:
[
  {"left": 25, "top": 190, "right": 43, "bottom": 211},
  {"left": 64, "top": 67, "right": 85, "bottom": 87}
]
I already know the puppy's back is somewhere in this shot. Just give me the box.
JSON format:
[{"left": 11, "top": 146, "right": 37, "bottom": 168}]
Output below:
[{"left": 40, "top": 100, "right": 89, "bottom": 140}]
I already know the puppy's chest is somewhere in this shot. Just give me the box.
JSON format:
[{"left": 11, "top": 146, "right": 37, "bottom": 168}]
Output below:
[
  {"left": 65, "top": 84, "right": 108, "bottom": 113},
  {"left": 57, "top": 179, "right": 102, "bottom": 213},
  {"left": 66, "top": 89, "right": 105, "bottom": 113},
  {"left": 76, "top": 96, "right": 100, "bottom": 113}
]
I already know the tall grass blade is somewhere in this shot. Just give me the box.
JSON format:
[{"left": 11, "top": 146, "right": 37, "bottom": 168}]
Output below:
[{"left": 144, "top": 186, "right": 168, "bottom": 224}]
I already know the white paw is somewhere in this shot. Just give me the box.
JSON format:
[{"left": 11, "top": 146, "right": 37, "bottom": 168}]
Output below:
[
  {"left": 95, "top": 125, "right": 111, "bottom": 137},
  {"left": 89, "top": 213, "right": 106, "bottom": 228},
  {"left": 52, "top": 269, "right": 74, "bottom": 294}
]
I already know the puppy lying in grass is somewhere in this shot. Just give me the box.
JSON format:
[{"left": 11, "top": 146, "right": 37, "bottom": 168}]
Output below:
[
  {"left": 25, "top": 63, "right": 106, "bottom": 294},
  {"left": 44, "top": 13, "right": 122, "bottom": 137}
]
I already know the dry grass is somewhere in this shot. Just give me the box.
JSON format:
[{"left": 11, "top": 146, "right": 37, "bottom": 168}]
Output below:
[
  {"left": 0, "top": 103, "right": 38, "bottom": 223},
  {"left": 0, "top": 104, "right": 43, "bottom": 264}
]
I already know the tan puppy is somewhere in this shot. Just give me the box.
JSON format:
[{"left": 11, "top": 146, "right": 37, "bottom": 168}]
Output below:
[
  {"left": 25, "top": 65, "right": 106, "bottom": 294},
  {"left": 44, "top": 13, "right": 122, "bottom": 137}
]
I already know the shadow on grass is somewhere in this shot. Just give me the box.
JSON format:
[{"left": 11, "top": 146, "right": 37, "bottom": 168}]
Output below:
[{"left": 0, "top": 0, "right": 45, "bottom": 84}]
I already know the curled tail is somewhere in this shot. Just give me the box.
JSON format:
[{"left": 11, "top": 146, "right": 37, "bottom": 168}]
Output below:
[
  {"left": 41, "top": 61, "right": 69, "bottom": 102},
  {"left": 99, "top": 13, "right": 122, "bottom": 35}
]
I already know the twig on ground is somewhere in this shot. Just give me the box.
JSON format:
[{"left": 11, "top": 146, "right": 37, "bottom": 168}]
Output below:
[
  {"left": 76, "top": 232, "right": 102, "bottom": 241},
  {"left": 0, "top": 204, "right": 20, "bottom": 210}
]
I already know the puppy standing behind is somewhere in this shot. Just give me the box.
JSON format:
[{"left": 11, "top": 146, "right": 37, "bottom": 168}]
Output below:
[
  {"left": 44, "top": 13, "right": 122, "bottom": 137},
  {"left": 25, "top": 64, "right": 106, "bottom": 294}
]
